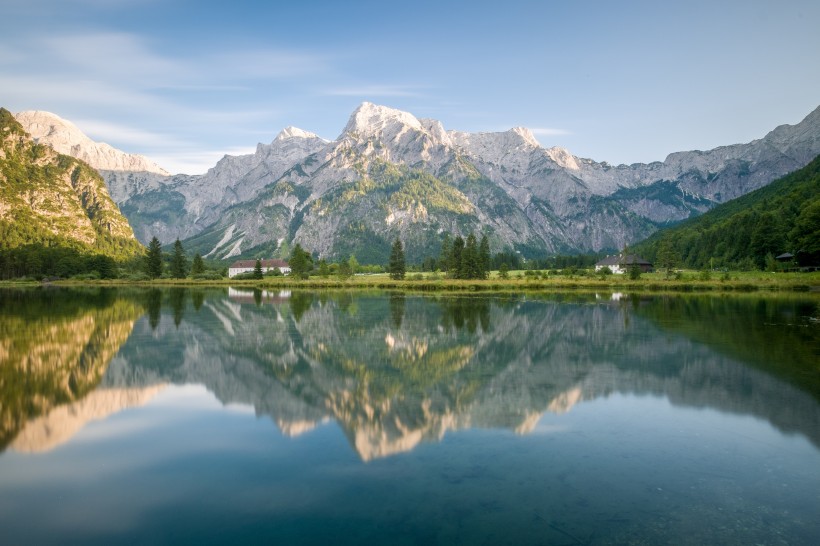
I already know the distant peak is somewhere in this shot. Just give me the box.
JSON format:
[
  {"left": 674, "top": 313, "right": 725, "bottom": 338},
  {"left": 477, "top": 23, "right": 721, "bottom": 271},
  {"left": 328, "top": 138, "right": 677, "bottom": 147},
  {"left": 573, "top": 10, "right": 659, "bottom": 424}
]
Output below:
[
  {"left": 275, "top": 126, "right": 323, "bottom": 141},
  {"left": 14, "top": 110, "right": 169, "bottom": 175},
  {"left": 545, "top": 146, "right": 579, "bottom": 170},
  {"left": 343, "top": 102, "right": 423, "bottom": 137},
  {"left": 510, "top": 127, "right": 540, "bottom": 148}
]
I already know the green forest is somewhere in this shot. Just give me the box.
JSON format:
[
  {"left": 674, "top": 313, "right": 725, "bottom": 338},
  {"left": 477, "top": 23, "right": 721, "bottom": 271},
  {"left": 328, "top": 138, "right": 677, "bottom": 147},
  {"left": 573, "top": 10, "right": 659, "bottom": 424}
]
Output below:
[{"left": 634, "top": 155, "right": 820, "bottom": 270}]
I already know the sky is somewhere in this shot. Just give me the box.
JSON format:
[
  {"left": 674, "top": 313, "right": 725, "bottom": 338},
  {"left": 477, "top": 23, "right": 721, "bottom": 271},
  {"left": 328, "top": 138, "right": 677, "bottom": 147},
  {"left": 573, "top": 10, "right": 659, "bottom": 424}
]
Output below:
[{"left": 2, "top": 0, "right": 819, "bottom": 174}]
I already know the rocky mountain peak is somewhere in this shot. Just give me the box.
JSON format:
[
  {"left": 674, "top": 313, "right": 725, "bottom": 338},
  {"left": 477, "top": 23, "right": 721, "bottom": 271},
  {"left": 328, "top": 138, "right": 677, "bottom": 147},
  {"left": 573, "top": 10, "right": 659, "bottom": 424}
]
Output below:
[
  {"left": 14, "top": 110, "right": 169, "bottom": 175},
  {"left": 275, "top": 126, "right": 324, "bottom": 142},
  {"left": 545, "top": 145, "right": 580, "bottom": 170},
  {"left": 510, "top": 127, "right": 541, "bottom": 148},
  {"left": 342, "top": 102, "right": 424, "bottom": 139}
]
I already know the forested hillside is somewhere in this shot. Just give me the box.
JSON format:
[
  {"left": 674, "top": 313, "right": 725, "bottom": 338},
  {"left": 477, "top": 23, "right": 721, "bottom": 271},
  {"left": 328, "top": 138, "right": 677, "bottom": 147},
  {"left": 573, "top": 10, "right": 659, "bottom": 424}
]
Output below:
[
  {"left": 0, "top": 108, "right": 144, "bottom": 278},
  {"left": 634, "top": 155, "right": 820, "bottom": 269}
]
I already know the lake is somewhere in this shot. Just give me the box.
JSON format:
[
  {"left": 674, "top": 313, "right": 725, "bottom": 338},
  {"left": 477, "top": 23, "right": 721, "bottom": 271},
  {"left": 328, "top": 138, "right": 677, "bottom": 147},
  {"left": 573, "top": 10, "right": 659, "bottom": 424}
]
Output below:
[{"left": 1, "top": 287, "right": 818, "bottom": 545}]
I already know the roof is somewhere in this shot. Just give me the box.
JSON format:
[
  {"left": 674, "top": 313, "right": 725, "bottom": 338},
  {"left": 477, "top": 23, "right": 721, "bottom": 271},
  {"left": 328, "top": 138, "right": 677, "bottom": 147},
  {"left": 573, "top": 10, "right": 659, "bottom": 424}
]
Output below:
[
  {"left": 229, "top": 259, "right": 289, "bottom": 269},
  {"left": 775, "top": 252, "right": 794, "bottom": 260},
  {"left": 595, "top": 254, "right": 653, "bottom": 267}
]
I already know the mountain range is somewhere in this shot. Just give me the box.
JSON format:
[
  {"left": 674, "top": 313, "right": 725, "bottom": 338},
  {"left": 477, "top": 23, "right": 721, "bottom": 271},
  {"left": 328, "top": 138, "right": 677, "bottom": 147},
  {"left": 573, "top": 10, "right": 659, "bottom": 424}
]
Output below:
[{"left": 13, "top": 103, "right": 820, "bottom": 263}]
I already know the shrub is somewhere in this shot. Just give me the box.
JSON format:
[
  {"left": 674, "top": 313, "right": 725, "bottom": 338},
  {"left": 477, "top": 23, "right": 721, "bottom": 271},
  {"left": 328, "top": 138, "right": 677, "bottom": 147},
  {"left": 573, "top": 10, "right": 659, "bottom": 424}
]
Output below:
[{"left": 193, "top": 271, "right": 223, "bottom": 280}]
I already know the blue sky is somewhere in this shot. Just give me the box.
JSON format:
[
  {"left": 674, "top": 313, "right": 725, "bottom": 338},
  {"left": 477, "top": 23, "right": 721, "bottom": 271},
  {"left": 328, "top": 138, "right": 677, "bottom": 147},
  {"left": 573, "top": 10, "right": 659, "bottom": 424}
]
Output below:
[{"left": 3, "top": 0, "right": 819, "bottom": 174}]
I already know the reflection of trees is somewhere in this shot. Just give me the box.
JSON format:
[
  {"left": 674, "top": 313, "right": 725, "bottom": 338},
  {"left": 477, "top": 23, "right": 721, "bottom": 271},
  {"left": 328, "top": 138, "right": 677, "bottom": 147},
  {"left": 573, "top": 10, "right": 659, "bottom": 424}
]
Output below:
[
  {"left": 289, "top": 292, "right": 314, "bottom": 322},
  {"left": 633, "top": 296, "right": 820, "bottom": 401},
  {"left": 146, "top": 289, "right": 162, "bottom": 330},
  {"left": 439, "top": 296, "right": 490, "bottom": 333},
  {"left": 191, "top": 290, "right": 204, "bottom": 311},
  {"left": 389, "top": 294, "right": 405, "bottom": 329},
  {"left": 0, "top": 288, "right": 143, "bottom": 450},
  {"left": 169, "top": 288, "right": 185, "bottom": 328}
]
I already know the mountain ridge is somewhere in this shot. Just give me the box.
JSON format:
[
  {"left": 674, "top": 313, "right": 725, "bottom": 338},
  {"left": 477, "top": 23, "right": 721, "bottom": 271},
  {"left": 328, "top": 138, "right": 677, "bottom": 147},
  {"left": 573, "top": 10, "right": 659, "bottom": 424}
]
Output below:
[
  {"left": 0, "top": 108, "right": 144, "bottom": 261},
  {"left": 14, "top": 110, "right": 170, "bottom": 176},
  {"left": 14, "top": 103, "right": 820, "bottom": 261}
]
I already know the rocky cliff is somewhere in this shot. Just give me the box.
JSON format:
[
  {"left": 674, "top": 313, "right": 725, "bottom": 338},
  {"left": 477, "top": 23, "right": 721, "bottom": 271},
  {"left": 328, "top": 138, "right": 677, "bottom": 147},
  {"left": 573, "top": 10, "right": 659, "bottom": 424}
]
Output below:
[{"left": 14, "top": 110, "right": 169, "bottom": 175}]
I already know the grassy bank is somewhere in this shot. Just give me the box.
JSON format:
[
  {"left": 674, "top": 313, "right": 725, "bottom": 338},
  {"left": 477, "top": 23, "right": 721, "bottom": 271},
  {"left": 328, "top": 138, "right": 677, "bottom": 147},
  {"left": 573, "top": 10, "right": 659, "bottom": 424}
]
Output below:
[{"left": 7, "top": 269, "right": 816, "bottom": 295}]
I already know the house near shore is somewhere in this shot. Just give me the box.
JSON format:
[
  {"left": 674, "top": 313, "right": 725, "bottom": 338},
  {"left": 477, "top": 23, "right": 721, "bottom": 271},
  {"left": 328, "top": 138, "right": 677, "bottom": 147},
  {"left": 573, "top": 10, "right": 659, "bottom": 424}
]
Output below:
[
  {"left": 228, "top": 259, "right": 290, "bottom": 278},
  {"left": 594, "top": 254, "right": 653, "bottom": 274}
]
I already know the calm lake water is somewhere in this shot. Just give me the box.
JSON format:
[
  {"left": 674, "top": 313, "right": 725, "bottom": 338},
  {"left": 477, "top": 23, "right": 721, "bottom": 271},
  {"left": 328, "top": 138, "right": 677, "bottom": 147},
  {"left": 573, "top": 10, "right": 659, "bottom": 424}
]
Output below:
[{"left": 1, "top": 287, "right": 818, "bottom": 545}]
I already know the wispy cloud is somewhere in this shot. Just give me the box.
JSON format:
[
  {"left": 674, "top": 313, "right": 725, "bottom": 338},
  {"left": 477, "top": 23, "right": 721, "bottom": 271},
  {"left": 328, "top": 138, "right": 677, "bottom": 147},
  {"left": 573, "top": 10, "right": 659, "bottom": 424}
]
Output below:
[
  {"left": 531, "top": 127, "right": 571, "bottom": 136},
  {"left": 323, "top": 84, "right": 427, "bottom": 98},
  {"left": 70, "top": 118, "right": 187, "bottom": 149}
]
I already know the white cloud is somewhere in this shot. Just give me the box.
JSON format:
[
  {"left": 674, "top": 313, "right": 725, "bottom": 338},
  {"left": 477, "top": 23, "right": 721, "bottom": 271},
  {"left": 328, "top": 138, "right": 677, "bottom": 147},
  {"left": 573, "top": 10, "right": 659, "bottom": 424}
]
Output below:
[{"left": 531, "top": 127, "right": 571, "bottom": 136}]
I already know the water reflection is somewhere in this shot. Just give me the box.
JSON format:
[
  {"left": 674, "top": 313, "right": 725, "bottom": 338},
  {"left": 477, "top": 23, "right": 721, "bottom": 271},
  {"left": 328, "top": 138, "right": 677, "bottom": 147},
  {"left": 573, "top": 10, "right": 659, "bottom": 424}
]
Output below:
[{"left": 1, "top": 288, "right": 818, "bottom": 461}]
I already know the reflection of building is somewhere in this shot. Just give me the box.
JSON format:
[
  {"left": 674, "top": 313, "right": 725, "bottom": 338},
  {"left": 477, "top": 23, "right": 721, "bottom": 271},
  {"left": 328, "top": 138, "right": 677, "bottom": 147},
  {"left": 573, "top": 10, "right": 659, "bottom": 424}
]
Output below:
[
  {"left": 228, "top": 259, "right": 290, "bottom": 278},
  {"left": 595, "top": 254, "right": 653, "bottom": 274},
  {"left": 228, "top": 288, "right": 291, "bottom": 305}
]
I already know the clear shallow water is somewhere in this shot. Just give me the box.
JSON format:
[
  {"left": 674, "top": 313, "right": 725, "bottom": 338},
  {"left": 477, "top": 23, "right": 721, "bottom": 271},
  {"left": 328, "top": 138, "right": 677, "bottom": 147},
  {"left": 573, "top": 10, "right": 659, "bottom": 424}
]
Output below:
[{"left": 0, "top": 288, "right": 818, "bottom": 545}]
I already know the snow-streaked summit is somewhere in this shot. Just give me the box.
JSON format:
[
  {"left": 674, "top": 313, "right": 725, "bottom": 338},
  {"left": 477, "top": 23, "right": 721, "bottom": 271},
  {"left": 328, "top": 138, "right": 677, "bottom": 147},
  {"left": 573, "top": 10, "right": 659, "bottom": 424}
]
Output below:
[{"left": 14, "top": 110, "right": 169, "bottom": 175}]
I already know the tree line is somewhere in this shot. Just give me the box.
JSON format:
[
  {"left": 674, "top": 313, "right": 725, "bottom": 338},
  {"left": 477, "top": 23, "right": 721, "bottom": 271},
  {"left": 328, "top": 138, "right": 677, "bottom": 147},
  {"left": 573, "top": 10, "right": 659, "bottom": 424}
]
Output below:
[{"left": 633, "top": 155, "right": 820, "bottom": 270}]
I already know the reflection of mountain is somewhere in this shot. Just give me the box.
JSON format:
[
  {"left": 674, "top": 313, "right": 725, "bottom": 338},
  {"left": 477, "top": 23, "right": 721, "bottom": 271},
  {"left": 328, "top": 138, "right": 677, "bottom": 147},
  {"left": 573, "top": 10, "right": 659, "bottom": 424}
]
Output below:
[
  {"left": 10, "top": 385, "right": 166, "bottom": 453},
  {"left": 0, "top": 289, "right": 144, "bottom": 450},
  {"left": 102, "top": 291, "right": 820, "bottom": 460}
]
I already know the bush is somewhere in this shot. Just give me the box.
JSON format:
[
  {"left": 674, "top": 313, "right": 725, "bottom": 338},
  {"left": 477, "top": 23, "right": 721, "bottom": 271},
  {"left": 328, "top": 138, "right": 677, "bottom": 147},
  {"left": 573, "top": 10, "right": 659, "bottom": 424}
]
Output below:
[
  {"left": 193, "top": 271, "right": 223, "bottom": 280},
  {"left": 71, "top": 272, "right": 100, "bottom": 281},
  {"left": 699, "top": 269, "right": 711, "bottom": 281},
  {"left": 123, "top": 271, "right": 151, "bottom": 281}
]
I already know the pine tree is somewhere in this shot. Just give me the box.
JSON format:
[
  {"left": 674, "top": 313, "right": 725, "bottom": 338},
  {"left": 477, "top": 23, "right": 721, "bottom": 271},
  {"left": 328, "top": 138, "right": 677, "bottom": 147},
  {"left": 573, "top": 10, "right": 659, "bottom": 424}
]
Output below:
[
  {"left": 146, "top": 236, "right": 163, "bottom": 279},
  {"left": 253, "top": 258, "right": 263, "bottom": 279},
  {"left": 389, "top": 238, "right": 406, "bottom": 280},
  {"left": 461, "top": 232, "right": 479, "bottom": 279},
  {"left": 289, "top": 244, "right": 313, "bottom": 279},
  {"left": 439, "top": 234, "right": 452, "bottom": 275},
  {"left": 479, "top": 234, "right": 491, "bottom": 279},
  {"left": 449, "top": 236, "right": 464, "bottom": 279},
  {"left": 170, "top": 239, "right": 189, "bottom": 279},
  {"left": 191, "top": 253, "right": 205, "bottom": 276}
]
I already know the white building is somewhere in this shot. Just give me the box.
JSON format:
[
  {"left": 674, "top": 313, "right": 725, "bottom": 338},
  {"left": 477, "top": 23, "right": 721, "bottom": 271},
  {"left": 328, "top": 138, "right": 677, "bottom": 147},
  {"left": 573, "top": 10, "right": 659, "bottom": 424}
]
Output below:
[{"left": 228, "top": 259, "right": 291, "bottom": 278}]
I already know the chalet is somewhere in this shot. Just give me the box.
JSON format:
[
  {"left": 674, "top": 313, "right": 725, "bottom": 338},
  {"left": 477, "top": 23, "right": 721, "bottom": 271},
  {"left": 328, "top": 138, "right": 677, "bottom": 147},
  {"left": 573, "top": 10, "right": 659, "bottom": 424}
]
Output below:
[
  {"left": 594, "top": 254, "right": 653, "bottom": 274},
  {"left": 228, "top": 259, "right": 290, "bottom": 278}
]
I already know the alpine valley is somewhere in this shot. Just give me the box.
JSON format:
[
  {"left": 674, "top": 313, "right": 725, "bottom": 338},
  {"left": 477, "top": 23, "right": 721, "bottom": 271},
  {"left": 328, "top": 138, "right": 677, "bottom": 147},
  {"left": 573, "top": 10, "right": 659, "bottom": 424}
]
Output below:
[{"left": 12, "top": 103, "right": 820, "bottom": 263}]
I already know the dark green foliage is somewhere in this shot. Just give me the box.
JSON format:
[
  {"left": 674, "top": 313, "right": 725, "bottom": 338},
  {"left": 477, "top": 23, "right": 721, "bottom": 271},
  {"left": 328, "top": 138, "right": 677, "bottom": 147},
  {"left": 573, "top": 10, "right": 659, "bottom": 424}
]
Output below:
[
  {"left": 170, "top": 239, "right": 189, "bottom": 279},
  {"left": 146, "top": 237, "right": 163, "bottom": 279},
  {"left": 656, "top": 240, "right": 679, "bottom": 279},
  {"left": 634, "top": 155, "right": 820, "bottom": 269},
  {"left": 289, "top": 244, "right": 313, "bottom": 279},
  {"left": 253, "top": 259, "right": 263, "bottom": 279},
  {"left": 629, "top": 264, "right": 642, "bottom": 280},
  {"left": 389, "top": 238, "right": 406, "bottom": 280},
  {"left": 448, "top": 236, "right": 464, "bottom": 278},
  {"left": 191, "top": 253, "right": 205, "bottom": 276},
  {"left": 479, "top": 235, "right": 491, "bottom": 279},
  {"left": 498, "top": 263, "right": 509, "bottom": 279},
  {"left": 0, "top": 244, "right": 123, "bottom": 280}
]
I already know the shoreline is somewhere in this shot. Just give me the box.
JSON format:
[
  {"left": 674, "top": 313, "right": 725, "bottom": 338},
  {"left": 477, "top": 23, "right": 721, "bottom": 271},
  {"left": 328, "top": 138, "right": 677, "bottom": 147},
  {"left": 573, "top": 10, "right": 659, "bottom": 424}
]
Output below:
[{"left": 3, "top": 272, "right": 819, "bottom": 296}]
